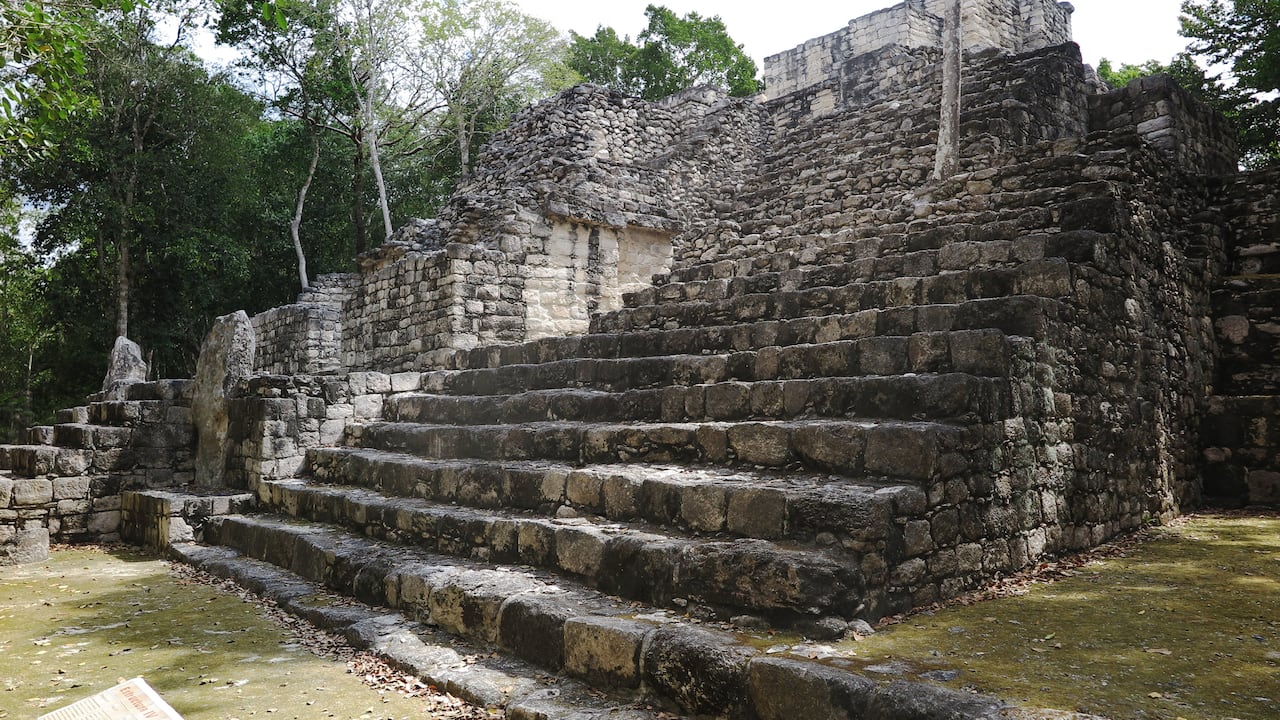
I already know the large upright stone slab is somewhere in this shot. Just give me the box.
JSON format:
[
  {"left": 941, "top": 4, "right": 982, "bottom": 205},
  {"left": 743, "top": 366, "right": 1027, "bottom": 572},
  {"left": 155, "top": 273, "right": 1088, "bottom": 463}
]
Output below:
[
  {"left": 192, "top": 311, "right": 255, "bottom": 488},
  {"left": 101, "top": 336, "right": 148, "bottom": 400}
]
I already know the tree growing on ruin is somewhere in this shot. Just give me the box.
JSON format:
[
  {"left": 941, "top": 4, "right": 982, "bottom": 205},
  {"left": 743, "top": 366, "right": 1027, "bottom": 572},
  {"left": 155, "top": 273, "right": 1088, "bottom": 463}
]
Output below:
[{"left": 567, "top": 4, "right": 760, "bottom": 101}]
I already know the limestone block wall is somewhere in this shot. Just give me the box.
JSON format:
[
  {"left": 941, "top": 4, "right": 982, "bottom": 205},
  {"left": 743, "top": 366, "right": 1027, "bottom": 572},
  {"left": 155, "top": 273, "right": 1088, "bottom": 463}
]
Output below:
[
  {"left": 1202, "top": 168, "right": 1280, "bottom": 506},
  {"left": 763, "top": 0, "right": 1074, "bottom": 99},
  {"left": 225, "top": 371, "right": 425, "bottom": 491},
  {"left": 0, "top": 381, "right": 195, "bottom": 544},
  {"left": 676, "top": 42, "right": 1092, "bottom": 266},
  {"left": 252, "top": 273, "right": 356, "bottom": 376},
  {"left": 446, "top": 84, "right": 769, "bottom": 241},
  {"left": 1088, "top": 74, "right": 1240, "bottom": 177},
  {"left": 521, "top": 220, "right": 676, "bottom": 338},
  {"left": 252, "top": 304, "right": 342, "bottom": 375},
  {"left": 339, "top": 243, "right": 525, "bottom": 373}
]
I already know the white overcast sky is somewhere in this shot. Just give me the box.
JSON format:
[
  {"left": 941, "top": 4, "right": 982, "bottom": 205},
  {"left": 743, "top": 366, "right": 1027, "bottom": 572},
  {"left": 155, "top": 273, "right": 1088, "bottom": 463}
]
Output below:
[{"left": 513, "top": 0, "right": 1191, "bottom": 71}]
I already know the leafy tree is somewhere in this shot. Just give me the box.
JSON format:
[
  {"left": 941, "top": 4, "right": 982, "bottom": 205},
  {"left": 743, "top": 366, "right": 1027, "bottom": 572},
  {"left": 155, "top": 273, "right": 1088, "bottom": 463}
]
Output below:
[
  {"left": 0, "top": 194, "right": 52, "bottom": 440},
  {"left": 216, "top": 0, "right": 377, "bottom": 262},
  {"left": 1097, "top": 58, "right": 1168, "bottom": 88},
  {"left": 415, "top": 0, "right": 573, "bottom": 177},
  {"left": 0, "top": 0, "right": 115, "bottom": 162},
  {"left": 567, "top": 4, "right": 760, "bottom": 101},
  {"left": 10, "top": 10, "right": 293, "bottom": 388},
  {"left": 1180, "top": 0, "right": 1280, "bottom": 166}
]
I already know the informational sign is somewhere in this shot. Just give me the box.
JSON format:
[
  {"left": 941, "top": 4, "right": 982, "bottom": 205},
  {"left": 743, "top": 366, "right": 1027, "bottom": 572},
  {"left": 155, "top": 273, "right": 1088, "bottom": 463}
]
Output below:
[{"left": 36, "top": 677, "right": 185, "bottom": 720}]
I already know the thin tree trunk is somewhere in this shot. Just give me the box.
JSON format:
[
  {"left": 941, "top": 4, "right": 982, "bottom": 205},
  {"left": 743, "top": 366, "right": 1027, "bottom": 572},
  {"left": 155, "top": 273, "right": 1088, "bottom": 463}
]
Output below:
[
  {"left": 369, "top": 127, "right": 393, "bottom": 240},
  {"left": 352, "top": 131, "right": 368, "bottom": 256},
  {"left": 292, "top": 126, "right": 320, "bottom": 290},
  {"left": 116, "top": 235, "right": 130, "bottom": 338},
  {"left": 457, "top": 114, "right": 471, "bottom": 179},
  {"left": 24, "top": 346, "right": 34, "bottom": 413}
]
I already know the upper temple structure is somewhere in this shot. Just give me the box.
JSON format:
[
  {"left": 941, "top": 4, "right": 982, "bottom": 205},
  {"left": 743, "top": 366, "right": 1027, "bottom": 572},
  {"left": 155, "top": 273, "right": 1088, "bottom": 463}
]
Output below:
[{"left": 2, "top": 1, "right": 1276, "bottom": 716}]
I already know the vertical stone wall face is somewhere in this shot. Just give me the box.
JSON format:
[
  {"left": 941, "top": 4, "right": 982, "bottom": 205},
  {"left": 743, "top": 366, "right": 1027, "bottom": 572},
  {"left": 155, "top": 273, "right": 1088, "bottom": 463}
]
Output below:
[
  {"left": 1203, "top": 168, "right": 1280, "bottom": 505},
  {"left": 1089, "top": 74, "right": 1240, "bottom": 177},
  {"left": 763, "top": 0, "right": 1073, "bottom": 99},
  {"left": 335, "top": 244, "right": 525, "bottom": 373}
]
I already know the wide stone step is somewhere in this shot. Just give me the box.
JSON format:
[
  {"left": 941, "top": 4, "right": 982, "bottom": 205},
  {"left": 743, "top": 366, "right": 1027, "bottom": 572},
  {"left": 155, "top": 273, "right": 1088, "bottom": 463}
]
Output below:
[
  {"left": 388, "top": 373, "right": 1013, "bottom": 425},
  {"left": 433, "top": 330, "right": 1019, "bottom": 398},
  {"left": 89, "top": 399, "right": 191, "bottom": 427},
  {"left": 87, "top": 379, "right": 194, "bottom": 404},
  {"left": 0, "top": 444, "right": 93, "bottom": 477},
  {"left": 50, "top": 423, "right": 134, "bottom": 449},
  {"left": 170, "top": 543, "right": 674, "bottom": 717},
  {"left": 176, "top": 536, "right": 1012, "bottom": 719},
  {"left": 352, "top": 419, "right": 993, "bottom": 482},
  {"left": 452, "top": 296, "right": 1057, "bottom": 372},
  {"left": 54, "top": 406, "right": 90, "bottom": 425},
  {"left": 305, "top": 449, "right": 918, "bottom": 545},
  {"left": 259, "top": 478, "right": 867, "bottom": 624},
  {"left": 590, "top": 260, "right": 1074, "bottom": 334},
  {"left": 655, "top": 226, "right": 1104, "bottom": 291}
]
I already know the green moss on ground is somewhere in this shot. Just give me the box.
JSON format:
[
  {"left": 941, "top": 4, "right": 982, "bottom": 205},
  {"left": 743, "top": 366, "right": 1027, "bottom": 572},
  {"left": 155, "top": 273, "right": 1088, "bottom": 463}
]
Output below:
[
  {"left": 0, "top": 546, "right": 448, "bottom": 719},
  {"left": 838, "top": 513, "right": 1280, "bottom": 719}
]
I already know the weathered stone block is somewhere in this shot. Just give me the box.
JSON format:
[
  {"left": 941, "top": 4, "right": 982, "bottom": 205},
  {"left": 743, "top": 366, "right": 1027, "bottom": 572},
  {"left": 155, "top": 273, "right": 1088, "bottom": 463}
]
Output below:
[
  {"left": 748, "top": 656, "right": 875, "bottom": 720},
  {"left": 53, "top": 476, "right": 91, "bottom": 501},
  {"left": 563, "top": 616, "right": 649, "bottom": 689},
  {"left": 0, "top": 527, "right": 49, "bottom": 566},
  {"left": 727, "top": 424, "right": 791, "bottom": 466},
  {"left": 726, "top": 487, "right": 787, "bottom": 540},
  {"left": 13, "top": 479, "right": 53, "bottom": 506},
  {"left": 643, "top": 625, "right": 755, "bottom": 718}
]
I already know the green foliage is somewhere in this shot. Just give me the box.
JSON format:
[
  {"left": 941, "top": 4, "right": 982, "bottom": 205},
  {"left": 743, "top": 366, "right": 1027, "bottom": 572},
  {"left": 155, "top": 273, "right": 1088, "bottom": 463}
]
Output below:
[
  {"left": 0, "top": 0, "right": 114, "bottom": 162},
  {"left": 416, "top": 0, "right": 574, "bottom": 175},
  {"left": 1096, "top": 58, "right": 1168, "bottom": 89},
  {"left": 0, "top": 194, "right": 51, "bottom": 440},
  {"left": 1180, "top": 0, "right": 1280, "bottom": 167},
  {"left": 7, "top": 14, "right": 313, "bottom": 410},
  {"left": 568, "top": 4, "right": 760, "bottom": 101}
]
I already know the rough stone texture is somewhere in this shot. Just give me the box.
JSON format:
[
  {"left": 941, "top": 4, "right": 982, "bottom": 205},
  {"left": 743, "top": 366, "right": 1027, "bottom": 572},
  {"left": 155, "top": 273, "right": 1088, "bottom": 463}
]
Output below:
[
  {"left": 764, "top": 0, "right": 1073, "bottom": 99},
  {"left": 193, "top": 311, "right": 256, "bottom": 488},
  {"left": 6, "top": 3, "right": 1280, "bottom": 718},
  {"left": 100, "top": 336, "right": 148, "bottom": 399},
  {"left": 0, "top": 526, "right": 49, "bottom": 566}
]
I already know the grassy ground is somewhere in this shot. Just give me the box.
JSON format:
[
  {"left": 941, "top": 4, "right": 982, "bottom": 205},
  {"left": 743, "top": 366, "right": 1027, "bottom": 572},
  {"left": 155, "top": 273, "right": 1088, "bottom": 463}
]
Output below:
[
  {"left": 2, "top": 514, "right": 1276, "bottom": 719},
  {"left": 825, "top": 512, "right": 1280, "bottom": 719},
  {"left": 0, "top": 545, "right": 479, "bottom": 719}
]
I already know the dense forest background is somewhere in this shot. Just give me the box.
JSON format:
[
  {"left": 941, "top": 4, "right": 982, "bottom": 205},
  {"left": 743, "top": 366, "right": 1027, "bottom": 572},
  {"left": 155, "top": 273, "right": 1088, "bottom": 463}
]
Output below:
[{"left": 0, "top": 0, "right": 1274, "bottom": 439}]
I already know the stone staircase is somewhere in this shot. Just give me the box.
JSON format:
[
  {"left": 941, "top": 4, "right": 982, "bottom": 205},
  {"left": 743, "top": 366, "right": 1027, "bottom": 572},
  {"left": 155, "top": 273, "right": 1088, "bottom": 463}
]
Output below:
[
  {"left": 168, "top": 149, "right": 1135, "bottom": 718},
  {"left": 0, "top": 380, "right": 194, "bottom": 559}
]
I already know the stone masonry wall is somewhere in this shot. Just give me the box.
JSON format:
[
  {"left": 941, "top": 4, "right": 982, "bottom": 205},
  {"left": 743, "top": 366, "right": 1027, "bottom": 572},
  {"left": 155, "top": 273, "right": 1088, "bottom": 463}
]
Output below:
[
  {"left": 1203, "top": 168, "right": 1280, "bottom": 505},
  {"left": 0, "top": 381, "right": 195, "bottom": 545},
  {"left": 1089, "top": 74, "right": 1239, "bottom": 177},
  {"left": 338, "top": 243, "right": 525, "bottom": 373},
  {"left": 253, "top": 273, "right": 355, "bottom": 376},
  {"left": 253, "top": 304, "right": 342, "bottom": 375},
  {"left": 677, "top": 42, "right": 1092, "bottom": 266},
  {"left": 763, "top": 0, "right": 1074, "bottom": 99}
]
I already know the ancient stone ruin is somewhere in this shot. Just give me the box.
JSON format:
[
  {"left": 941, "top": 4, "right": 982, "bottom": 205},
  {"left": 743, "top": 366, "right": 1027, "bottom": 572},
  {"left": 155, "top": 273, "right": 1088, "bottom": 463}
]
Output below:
[{"left": 2, "top": 0, "right": 1277, "bottom": 716}]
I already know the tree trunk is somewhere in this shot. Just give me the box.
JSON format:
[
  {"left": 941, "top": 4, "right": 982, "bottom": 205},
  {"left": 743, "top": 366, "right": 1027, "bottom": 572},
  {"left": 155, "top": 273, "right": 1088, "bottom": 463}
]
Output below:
[
  {"left": 369, "top": 128, "right": 393, "bottom": 240},
  {"left": 352, "top": 130, "right": 368, "bottom": 256},
  {"left": 291, "top": 126, "right": 320, "bottom": 290},
  {"left": 457, "top": 114, "right": 471, "bottom": 180},
  {"left": 116, "top": 234, "right": 130, "bottom": 338}
]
